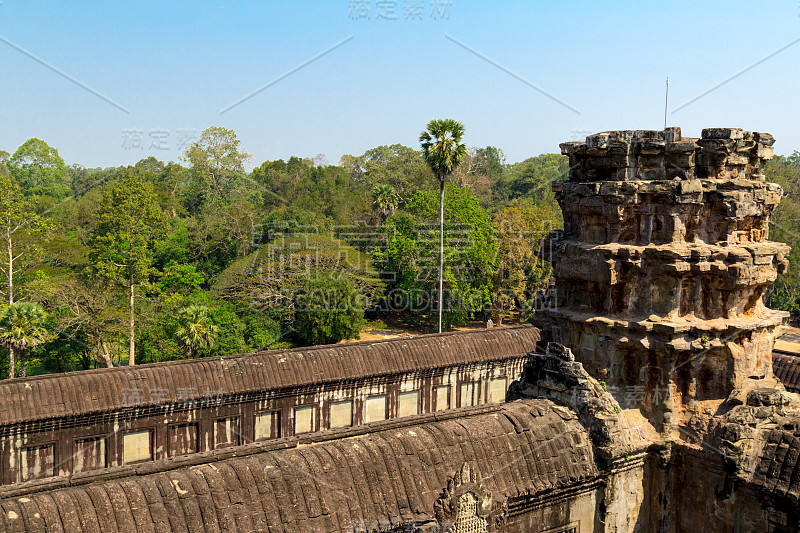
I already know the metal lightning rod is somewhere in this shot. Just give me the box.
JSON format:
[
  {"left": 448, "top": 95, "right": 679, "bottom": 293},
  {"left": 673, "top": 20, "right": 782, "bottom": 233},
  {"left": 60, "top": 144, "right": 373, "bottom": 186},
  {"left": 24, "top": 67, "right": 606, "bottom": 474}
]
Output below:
[{"left": 664, "top": 77, "right": 669, "bottom": 130}]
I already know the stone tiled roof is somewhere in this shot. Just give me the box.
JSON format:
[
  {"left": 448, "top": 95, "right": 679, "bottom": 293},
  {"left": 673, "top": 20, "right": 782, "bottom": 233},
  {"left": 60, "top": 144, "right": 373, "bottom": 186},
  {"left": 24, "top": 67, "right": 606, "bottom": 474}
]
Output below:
[
  {"left": 0, "top": 399, "right": 597, "bottom": 532},
  {"left": 750, "top": 417, "right": 800, "bottom": 501},
  {"left": 773, "top": 351, "right": 800, "bottom": 393},
  {"left": 0, "top": 325, "right": 539, "bottom": 427}
]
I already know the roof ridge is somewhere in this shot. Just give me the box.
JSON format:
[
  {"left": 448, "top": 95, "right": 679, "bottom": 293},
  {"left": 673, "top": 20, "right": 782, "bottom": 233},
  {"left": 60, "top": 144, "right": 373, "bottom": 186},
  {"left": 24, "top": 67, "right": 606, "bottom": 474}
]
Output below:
[{"left": 0, "top": 324, "right": 536, "bottom": 385}]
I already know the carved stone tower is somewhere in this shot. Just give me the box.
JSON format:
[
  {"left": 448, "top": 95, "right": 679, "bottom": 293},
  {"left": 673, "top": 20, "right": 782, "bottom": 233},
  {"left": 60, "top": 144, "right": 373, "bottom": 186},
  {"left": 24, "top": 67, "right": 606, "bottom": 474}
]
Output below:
[{"left": 536, "top": 127, "right": 790, "bottom": 434}]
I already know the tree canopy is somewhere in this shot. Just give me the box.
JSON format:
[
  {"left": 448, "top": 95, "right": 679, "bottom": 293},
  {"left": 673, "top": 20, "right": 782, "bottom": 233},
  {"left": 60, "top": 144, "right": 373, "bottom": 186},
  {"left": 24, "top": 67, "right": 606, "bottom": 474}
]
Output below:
[
  {"left": 9, "top": 138, "right": 70, "bottom": 199},
  {"left": 88, "top": 171, "right": 169, "bottom": 365},
  {"left": 420, "top": 119, "right": 467, "bottom": 183}
]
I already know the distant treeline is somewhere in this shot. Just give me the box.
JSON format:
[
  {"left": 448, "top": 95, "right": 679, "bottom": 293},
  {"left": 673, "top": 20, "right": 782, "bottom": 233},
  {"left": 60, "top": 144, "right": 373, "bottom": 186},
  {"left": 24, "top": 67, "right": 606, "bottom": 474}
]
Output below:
[{"left": 0, "top": 127, "right": 567, "bottom": 378}]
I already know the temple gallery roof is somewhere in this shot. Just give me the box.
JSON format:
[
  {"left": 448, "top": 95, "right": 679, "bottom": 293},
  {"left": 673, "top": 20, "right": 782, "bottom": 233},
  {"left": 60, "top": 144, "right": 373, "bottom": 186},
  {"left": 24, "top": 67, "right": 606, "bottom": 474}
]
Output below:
[
  {"left": 0, "top": 325, "right": 539, "bottom": 427},
  {"left": 751, "top": 417, "right": 800, "bottom": 502},
  {"left": 773, "top": 351, "right": 800, "bottom": 393},
  {"left": 0, "top": 399, "right": 597, "bottom": 532}
]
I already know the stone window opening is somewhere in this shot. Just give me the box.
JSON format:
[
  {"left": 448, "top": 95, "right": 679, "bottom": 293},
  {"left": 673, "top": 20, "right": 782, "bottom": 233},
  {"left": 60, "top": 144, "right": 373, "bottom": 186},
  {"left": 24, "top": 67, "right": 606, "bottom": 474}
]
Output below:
[
  {"left": 254, "top": 410, "right": 281, "bottom": 440},
  {"left": 435, "top": 385, "right": 451, "bottom": 411},
  {"left": 74, "top": 436, "right": 107, "bottom": 473},
  {"left": 460, "top": 381, "right": 480, "bottom": 407},
  {"left": 329, "top": 400, "right": 353, "bottom": 428},
  {"left": 487, "top": 377, "right": 508, "bottom": 404},
  {"left": 293, "top": 405, "right": 317, "bottom": 434},
  {"left": 214, "top": 417, "right": 241, "bottom": 448},
  {"left": 122, "top": 430, "right": 153, "bottom": 464},
  {"left": 398, "top": 390, "right": 420, "bottom": 417},
  {"left": 19, "top": 442, "right": 56, "bottom": 482},
  {"left": 365, "top": 395, "right": 387, "bottom": 423},
  {"left": 167, "top": 423, "right": 198, "bottom": 457}
]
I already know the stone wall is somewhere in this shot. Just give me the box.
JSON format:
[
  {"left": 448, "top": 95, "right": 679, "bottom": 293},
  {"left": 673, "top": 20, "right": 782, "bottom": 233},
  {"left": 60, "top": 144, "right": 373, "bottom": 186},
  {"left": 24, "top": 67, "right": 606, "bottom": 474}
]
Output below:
[
  {"left": 0, "top": 327, "right": 536, "bottom": 486},
  {"left": 508, "top": 342, "right": 658, "bottom": 533}
]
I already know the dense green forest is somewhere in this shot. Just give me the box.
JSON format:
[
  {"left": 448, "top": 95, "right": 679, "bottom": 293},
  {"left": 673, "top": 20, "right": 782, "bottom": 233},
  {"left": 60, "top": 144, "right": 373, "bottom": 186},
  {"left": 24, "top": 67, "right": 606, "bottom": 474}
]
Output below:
[{"left": 0, "top": 126, "right": 798, "bottom": 379}]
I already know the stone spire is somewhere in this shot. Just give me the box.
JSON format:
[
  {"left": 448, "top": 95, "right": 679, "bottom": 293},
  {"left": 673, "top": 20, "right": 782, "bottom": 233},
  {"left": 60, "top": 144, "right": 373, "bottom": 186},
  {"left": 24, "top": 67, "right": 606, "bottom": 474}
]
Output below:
[{"left": 536, "top": 127, "right": 790, "bottom": 434}]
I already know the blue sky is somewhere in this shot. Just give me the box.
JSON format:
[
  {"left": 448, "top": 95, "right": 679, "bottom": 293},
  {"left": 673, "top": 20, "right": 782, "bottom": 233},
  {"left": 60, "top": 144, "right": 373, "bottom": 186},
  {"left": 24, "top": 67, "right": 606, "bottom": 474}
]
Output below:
[{"left": 1, "top": 1, "right": 799, "bottom": 168}]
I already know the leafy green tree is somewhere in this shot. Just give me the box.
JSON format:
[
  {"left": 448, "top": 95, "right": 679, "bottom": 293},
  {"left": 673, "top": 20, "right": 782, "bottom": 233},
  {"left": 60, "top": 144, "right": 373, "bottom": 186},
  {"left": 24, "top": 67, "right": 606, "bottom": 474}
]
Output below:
[
  {"left": 251, "top": 158, "right": 370, "bottom": 227},
  {"left": 178, "top": 195, "right": 261, "bottom": 278},
  {"left": 213, "top": 233, "right": 384, "bottom": 317},
  {"left": 175, "top": 304, "right": 218, "bottom": 358},
  {"left": 158, "top": 162, "right": 186, "bottom": 218},
  {"left": 420, "top": 118, "right": 467, "bottom": 332},
  {"left": 9, "top": 138, "right": 70, "bottom": 198},
  {"left": 88, "top": 172, "right": 168, "bottom": 365},
  {"left": 130, "top": 260, "right": 209, "bottom": 365},
  {"left": 0, "top": 172, "right": 51, "bottom": 377},
  {"left": 474, "top": 146, "right": 507, "bottom": 180},
  {"left": 239, "top": 307, "right": 284, "bottom": 350},
  {"left": 295, "top": 164, "right": 368, "bottom": 224},
  {"left": 259, "top": 206, "right": 319, "bottom": 240},
  {"left": 0, "top": 151, "right": 10, "bottom": 178},
  {"left": 166, "top": 128, "right": 265, "bottom": 277},
  {"left": 30, "top": 273, "right": 123, "bottom": 368},
  {"left": 765, "top": 154, "right": 800, "bottom": 319},
  {"left": 132, "top": 157, "right": 189, "bottom": 220},
  {"left": 184, "top": 126, "right": 252, "bottom": 203},
  {"left": 380, "top": 185, "right": 496, "bottom": 329},
  {"left": 206, "top": 300, "right": 248, "bottom": 357},
  {"left": 371, "top": 184, "right": 398, "bottom": 223},
  {"left": 69, "top": 165, "right": 113, "bottom": 198},
  {"left": 450, "top": 146, "right": 509, "bottom": 209},
  {"left": 251, "top": 157, "right": 310, "bottom": 210},
  {"left": 340, "top": 144, "right": 435, "bottom": 203},
  {"left": 39, "top": 330, "right": 97, "bottom": 374},
  {"left": 153, "top": 218, "right": 193, "bottom": 270},
  {"left": 508, "top": 153, "right": 568, "bottom": 202},
  {"left": 491, "top": 199, "right": 561, "bottom": 323},
  {"left": 292, "top": 274, "right": 364, "bottom": 345},
  {"left": 133, "top": 156, "right": 165, "bottom": 176},
  {"left": 159, "top": 262, "right": 205, "bottom": 296},
  {"left": 0, "top": 174, "right": 50, "bottom": 306},
  {"left": 0, "top": 301, "right": 49, "bottom": 378}
]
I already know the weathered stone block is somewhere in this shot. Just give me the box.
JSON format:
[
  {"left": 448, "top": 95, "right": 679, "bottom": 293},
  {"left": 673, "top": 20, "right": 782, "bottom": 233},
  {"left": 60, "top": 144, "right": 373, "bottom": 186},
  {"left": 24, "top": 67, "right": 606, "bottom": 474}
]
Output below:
[
  {"left": 754, "top": 131, "right": 775, "bottom": 146},
  {"left": 665, "top": 126, "right": 682, "bottom": 143},
  {"left": 702, "top": 127, "right": 745, "bottom": 140}
]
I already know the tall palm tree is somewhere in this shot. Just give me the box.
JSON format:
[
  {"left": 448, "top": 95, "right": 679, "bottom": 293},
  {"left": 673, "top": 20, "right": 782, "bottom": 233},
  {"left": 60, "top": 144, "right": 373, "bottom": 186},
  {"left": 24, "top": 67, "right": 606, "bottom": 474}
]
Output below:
[
  {"left": 371, "top": 184, "right": 398, "bottom": 223},
  {"left": 175, "top": 304, "right": 218, "bottom": 359},
  {"left": 419, "top": 118, "right": 467, "bottom": 333},
  {"left": 0, "top": 302, "right": 49, "bottom": 378}
]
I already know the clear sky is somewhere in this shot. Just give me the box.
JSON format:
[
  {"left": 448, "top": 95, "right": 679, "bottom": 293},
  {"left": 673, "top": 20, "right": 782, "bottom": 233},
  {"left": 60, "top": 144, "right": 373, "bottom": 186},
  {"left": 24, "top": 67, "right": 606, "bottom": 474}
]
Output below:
[{"left": 1, "top": 1, "right": 799, "bottom": 168}]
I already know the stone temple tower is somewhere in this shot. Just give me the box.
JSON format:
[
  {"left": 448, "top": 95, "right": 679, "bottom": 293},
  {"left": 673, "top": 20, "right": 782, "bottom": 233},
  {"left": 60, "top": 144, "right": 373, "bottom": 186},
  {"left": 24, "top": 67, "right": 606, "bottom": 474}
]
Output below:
[{"left": 536, "top": 127, "right": 790, "bottom": 434}]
